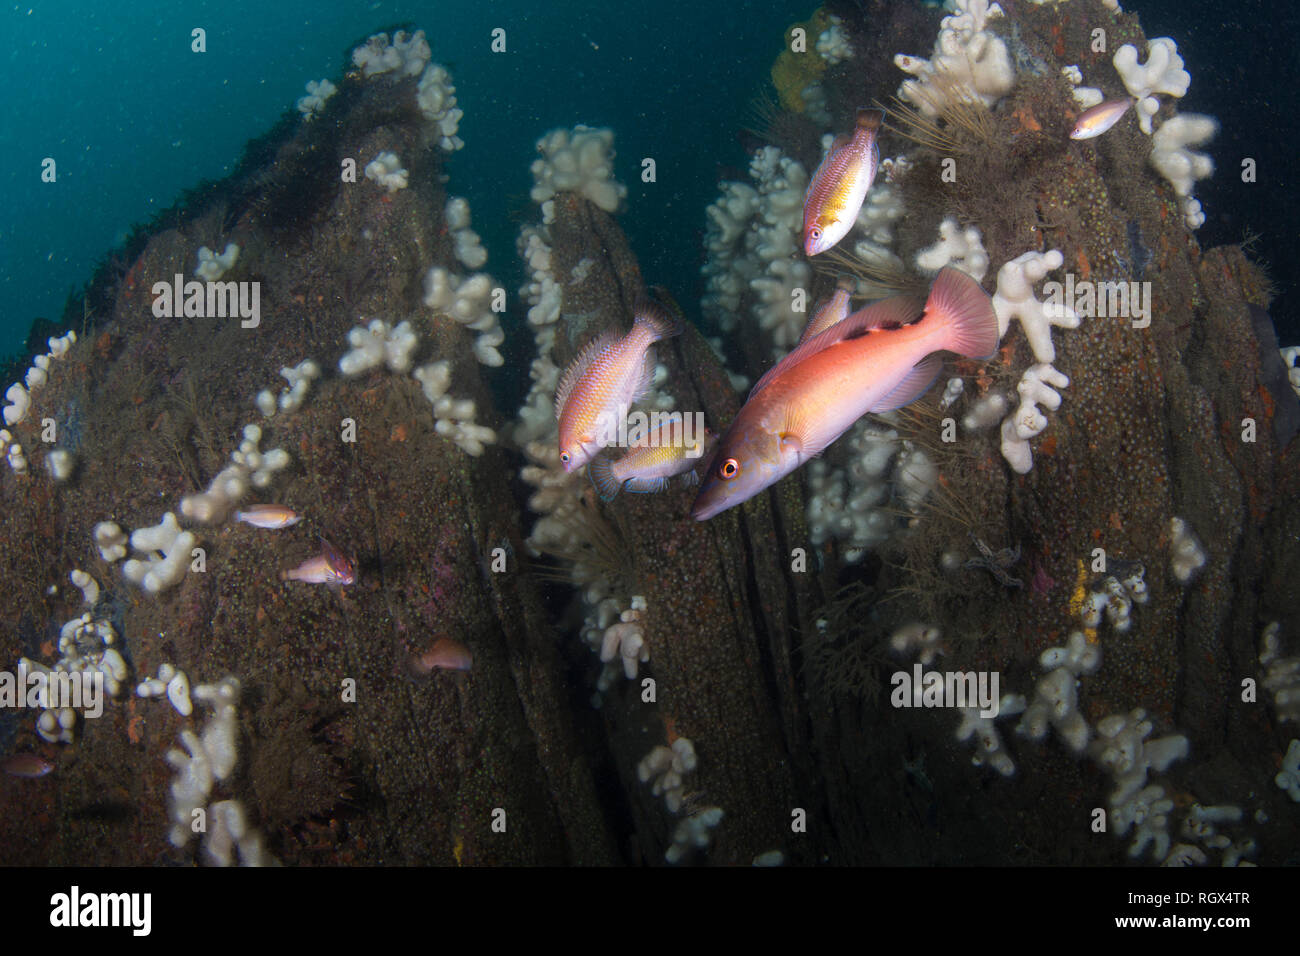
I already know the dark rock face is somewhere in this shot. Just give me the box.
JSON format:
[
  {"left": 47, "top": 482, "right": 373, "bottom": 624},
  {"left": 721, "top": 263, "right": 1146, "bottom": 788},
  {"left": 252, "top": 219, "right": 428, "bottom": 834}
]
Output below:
[{"left": 0, "top": 68, "right": 617, "bottom": 866}]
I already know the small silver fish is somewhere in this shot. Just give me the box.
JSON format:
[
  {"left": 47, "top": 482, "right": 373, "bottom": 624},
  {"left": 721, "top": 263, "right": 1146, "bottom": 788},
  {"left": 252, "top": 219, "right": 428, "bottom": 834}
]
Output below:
[{"left": 235, "top": 504, "right": 302, "bottom": 529}]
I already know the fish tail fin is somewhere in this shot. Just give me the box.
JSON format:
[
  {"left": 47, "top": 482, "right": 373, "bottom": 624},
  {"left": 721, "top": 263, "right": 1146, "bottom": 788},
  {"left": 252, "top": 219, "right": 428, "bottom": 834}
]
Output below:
[
  {"left": 588, "top": 455, "right": 623, "bottom": 501},
  {"left": 856, "top": 108, "right": 885, "bottom": 133},
  {"left": 628, "top": 350, "right": 658, "bottom": 409},
  {"left": 633, "top": 296, "right": 684, "bottom": 344},
  {"left": 927, "top": 266, "right": 1000, "bottom": 359}
]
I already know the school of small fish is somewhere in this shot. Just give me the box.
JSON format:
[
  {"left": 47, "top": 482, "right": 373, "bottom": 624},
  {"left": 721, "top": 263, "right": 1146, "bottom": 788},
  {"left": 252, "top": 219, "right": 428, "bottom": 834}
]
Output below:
[{"left": 550, "top": 105, "right": 1010, "bottom": 525}]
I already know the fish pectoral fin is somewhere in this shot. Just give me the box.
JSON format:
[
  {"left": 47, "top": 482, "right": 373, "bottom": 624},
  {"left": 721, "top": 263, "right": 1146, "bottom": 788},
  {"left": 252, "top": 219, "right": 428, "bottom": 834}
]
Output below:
[{"left": 779, "top": 403, "right": 829, "bottom": 461}]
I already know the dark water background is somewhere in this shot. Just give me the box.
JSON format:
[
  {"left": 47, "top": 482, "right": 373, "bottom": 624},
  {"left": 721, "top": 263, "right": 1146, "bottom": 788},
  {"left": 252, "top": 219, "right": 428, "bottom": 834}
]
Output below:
[
  {"left": 0, "top": 0, "right": 1294, "bottom": 359},
  {"left": 1137, "top": 0, "right": 1298, "bottom": 336}
]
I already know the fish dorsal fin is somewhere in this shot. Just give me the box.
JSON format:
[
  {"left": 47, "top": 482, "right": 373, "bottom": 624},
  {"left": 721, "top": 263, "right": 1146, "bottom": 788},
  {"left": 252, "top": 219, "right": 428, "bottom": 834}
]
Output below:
[
  {"left": 870, "top": 354, "right": 943, "bottom": 413},
  {"left": 749, "top": 295, "right": 925, "bottom": 399},
  {"left": 555, "top": 328, "right": 619, "bottom": 418}
]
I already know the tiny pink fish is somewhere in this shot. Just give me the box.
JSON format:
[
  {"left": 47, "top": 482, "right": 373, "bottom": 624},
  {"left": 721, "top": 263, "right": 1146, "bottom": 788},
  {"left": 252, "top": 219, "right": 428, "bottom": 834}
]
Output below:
[
  {"left": 3, "top": 753, "right": 53, "bottom": 778},
  {"left": 1070, "top": 98, "right": 1133, "bottom": 140},
  {"left": 555, "top": 298, "right": 682, "bottom": 472},
  {"left": 411, "top": 637, "right": 473, "bottom": 674},
  {"left": 235, "top": 504, "right": 302, "bottom": 529},
  {"left": 281, "top": 539, "right": 355, "bottom": 585},
  {"left": 803, "top": 108, "right": 883, "bottom": 256},
  {"left": 799, "top": 276, "right": 856, "bottom": 345}
]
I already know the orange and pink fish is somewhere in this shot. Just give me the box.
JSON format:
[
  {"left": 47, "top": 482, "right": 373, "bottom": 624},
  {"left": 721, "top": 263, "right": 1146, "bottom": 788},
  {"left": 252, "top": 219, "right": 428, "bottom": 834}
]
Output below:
[
  {"left": 281, "top": 539, "right": 355, "bottom": 586},
  {"left": 803, "top": 108, "right": 883, "bottom": 256},
  {"left": 799, "top": 276, "right": 856, "bottom": 345},
  {"left": 1070, "top": 98, "right": 1133, "bottom": 140},
  {"left": 555, "top": 298, "right": 682, "bottom": 472},
  {"left": 3, "top": 753, "right": 53, "bottom": 778},
  {"left": 588, "top": 415, "right": 714, "bottom": 500},
  {"left": 692, "top": 267, "right": 998, "bottom": 520},
  {"left": 411, "top": 637, "right": 473, "bottom": 674}
]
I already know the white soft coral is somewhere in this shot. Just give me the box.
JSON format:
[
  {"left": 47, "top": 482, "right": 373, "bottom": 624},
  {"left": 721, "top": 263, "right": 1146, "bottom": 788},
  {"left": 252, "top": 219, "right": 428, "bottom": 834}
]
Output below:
[
  {"left": 895, "top": 0, "right": 1013, "bottom": 116},
  {"left": 1114, "top": 38, "right": 1190, "bottom": 134}
]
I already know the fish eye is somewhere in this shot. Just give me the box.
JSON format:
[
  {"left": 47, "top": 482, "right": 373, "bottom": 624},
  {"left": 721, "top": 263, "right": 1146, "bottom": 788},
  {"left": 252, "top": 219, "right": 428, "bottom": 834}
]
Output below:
[
  {"left": 809, "top": 225, "right": 822, "bottom": 240},
  {"left": 560, "top": 451, "right": 570, "bottom": 463},
  {"left": 719, "top": 458, "right": 740, "bottom": 480}
]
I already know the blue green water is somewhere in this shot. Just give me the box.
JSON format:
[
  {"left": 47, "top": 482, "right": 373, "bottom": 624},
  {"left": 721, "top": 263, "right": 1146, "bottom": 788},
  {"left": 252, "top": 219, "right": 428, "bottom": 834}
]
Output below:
[
  {"left": 0, "top": 0, "right": 1294, "bottom": 357},
  {"left": 0, "top": 0, "right": 805, "bottom": 355}
]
